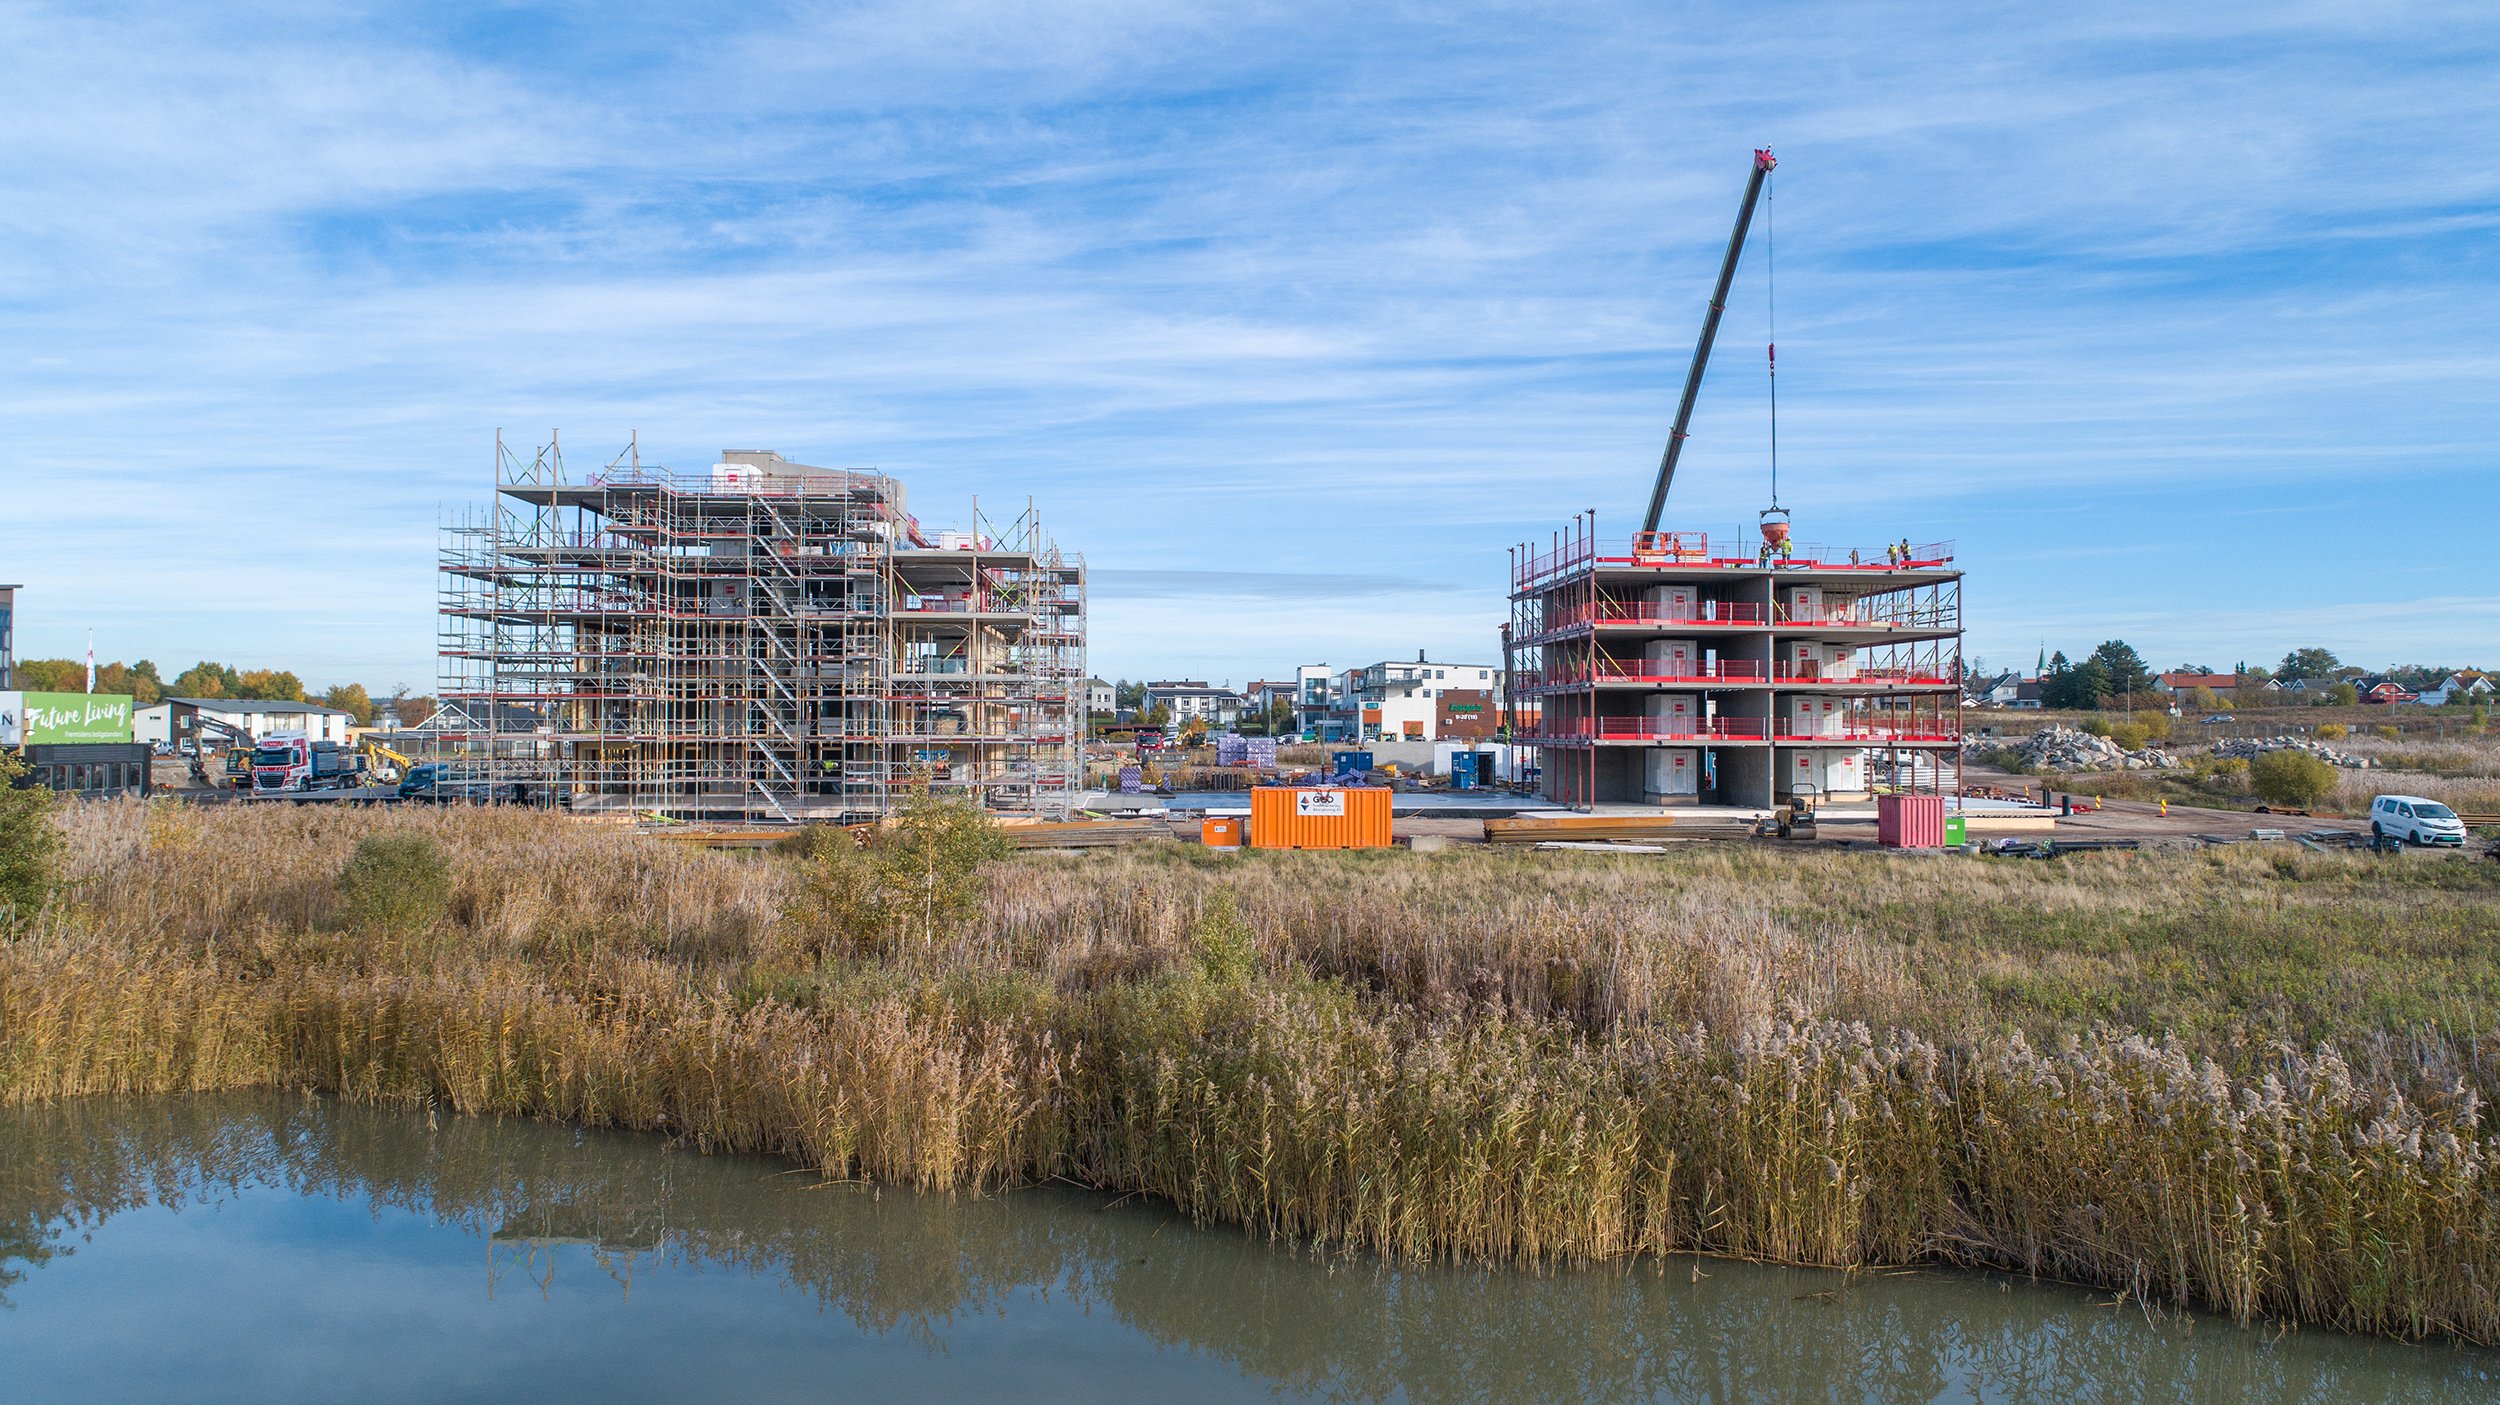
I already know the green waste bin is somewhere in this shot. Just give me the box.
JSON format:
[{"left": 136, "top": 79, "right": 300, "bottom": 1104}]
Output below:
[{"left": 1944, "top": 815, "right": 1967, "bottom": 846}]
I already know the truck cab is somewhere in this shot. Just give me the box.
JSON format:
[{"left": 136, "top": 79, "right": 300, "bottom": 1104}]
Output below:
[{"left": 250, "top": 734, "right": 314, "bottom": 792}]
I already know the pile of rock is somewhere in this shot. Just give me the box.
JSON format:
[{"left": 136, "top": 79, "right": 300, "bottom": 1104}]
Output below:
[
  {"left": 2212, "top": 736, "right": 2373, "bottom": 769},
  {"left": 1995, "top": 725, "right": 2181, "bottom": 772}
]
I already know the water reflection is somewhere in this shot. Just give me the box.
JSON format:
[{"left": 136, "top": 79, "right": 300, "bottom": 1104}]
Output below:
[{"left": 1, "top": 1094, "right": 2488, "bottom": 1404}]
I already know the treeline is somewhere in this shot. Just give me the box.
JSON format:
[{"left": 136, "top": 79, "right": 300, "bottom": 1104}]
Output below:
[
  {"left": 1977, "top": 643, "right": 2490, "bottom": 713},
  {"left": 10, "top": 658, "right": 433, "bottom": 728}
]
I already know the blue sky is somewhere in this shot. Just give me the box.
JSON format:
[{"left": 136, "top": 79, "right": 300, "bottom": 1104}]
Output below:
[{"left": 2, "top": 0, "right": 2493, "bottom": 692}]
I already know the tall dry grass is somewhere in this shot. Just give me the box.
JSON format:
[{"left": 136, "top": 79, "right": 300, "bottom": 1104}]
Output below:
[{"left": 7, "top": 801, "right": 2500, "bottom": 1340}]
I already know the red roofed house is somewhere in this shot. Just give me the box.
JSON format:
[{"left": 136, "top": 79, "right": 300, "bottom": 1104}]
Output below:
[{"left": 2154, "top": 671, "right": 2243, "bottom": 696}]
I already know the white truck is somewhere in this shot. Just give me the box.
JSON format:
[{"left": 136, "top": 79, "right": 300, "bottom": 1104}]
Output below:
[{"left": 249, "top": 733, "right": 366, "bottom": 794}]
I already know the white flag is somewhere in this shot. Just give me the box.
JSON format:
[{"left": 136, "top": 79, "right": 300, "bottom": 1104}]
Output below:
[{"left": 86, "top": 629, "right": 95, "bottom": 693}]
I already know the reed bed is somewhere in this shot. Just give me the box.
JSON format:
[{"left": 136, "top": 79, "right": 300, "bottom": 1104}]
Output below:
[{"left": 7, "top": 801, "right": 2500, "bottom": 1341}]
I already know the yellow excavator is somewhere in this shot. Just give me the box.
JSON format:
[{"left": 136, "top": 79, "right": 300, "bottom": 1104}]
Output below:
[{"left": 358, "top": 736, "right": 415, "bottom": 785}]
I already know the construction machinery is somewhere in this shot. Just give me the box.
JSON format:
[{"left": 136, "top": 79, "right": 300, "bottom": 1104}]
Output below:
[
  {"left": 358, "top": 736, "right": 414, "bottom": 784},
  {"left": 1643, "top": 147, "right": 1777, "bottom": 535},
  {"left": 185, "top": 715, "right": 256, "bottom": 791}
]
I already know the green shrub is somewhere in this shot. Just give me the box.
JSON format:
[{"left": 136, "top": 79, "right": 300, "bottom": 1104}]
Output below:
[
  {"left": 2250, "top": 750, "right": 2336, "bottom": 808},
  {"left": 2133, "top": 710, "right": 2172, "bottom": 742},
  {"left": 785, "top": 792, "right": 1010, "bottom": 960},
  {"left": 0, "top": 751, "right": 61, "bottom": 924},
  {"left": 2315, "top": 723, "right": 2348, "bottom": 740},
  {"left": 337, "top": 832, "right": 452, "bottom": 932},
  {"left": 2374, "top": 725, "right": 2401, "bottom": 741},
  {"left": 2107, "top": 723, "right": 2150, "bottom": 751},
  {"left": 2080, "top": 717, "right": 2111, "bottom": 737}
]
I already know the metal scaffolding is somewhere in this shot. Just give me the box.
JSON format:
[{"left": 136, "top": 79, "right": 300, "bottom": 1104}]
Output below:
[
  {"left": 1505, "top": 516, "right": 1963, "bottom": 809},
  {"left": 438, "top": 437, "right": 1085, "bottom": 824}
]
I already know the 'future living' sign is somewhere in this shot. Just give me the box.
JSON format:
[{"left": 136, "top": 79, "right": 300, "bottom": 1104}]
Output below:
[{"left": 0, "top": 692, "right": 135, "bottom": 747}]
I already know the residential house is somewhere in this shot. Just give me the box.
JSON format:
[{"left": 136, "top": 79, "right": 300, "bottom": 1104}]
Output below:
[
  {"left": 2155, "top": 671, "right": 2243, "bottom": 697},
  {"left": 1141, "top": 681, "right": 1242, "bottom": 727}
]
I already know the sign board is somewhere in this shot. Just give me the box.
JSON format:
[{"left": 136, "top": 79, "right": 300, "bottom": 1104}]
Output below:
[
  {"left": 6, "top": 692, "right": 135, "bottom": 746},
  {"left": 1294, "top": 789, "right": 1346, "bottom": 817}
]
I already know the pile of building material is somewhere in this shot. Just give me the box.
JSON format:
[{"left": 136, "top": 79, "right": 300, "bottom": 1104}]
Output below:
[
  {"left": 1213, "top": 735, "right": 1278, "bottom": 768},
  {"left": 1010, "top": 818, "right": 1171, "bottom": 849},
  {"left": 2211, "top": 736, "right": 2374, "bottom": 768},
  {"left": 1999, "top": 725, "right": 2181, "bottom": 772}
]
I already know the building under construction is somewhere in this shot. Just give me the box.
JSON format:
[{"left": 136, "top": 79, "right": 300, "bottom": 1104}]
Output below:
[
  {"left": 1506, "top": 148, "right": 1963, "bottom": 809},
  {"left": 1508, "top": 519, "right": 1962, "bottom": 808},
  {"left": 438, "top": 439, "right": 1086, "bottom": 824}
]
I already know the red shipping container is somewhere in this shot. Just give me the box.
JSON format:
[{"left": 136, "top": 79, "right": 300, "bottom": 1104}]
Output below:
[{"left": 1877, "top": 794, "right": 1946, "bottom": 849}]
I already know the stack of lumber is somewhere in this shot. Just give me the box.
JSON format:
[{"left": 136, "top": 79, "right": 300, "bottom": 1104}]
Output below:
[
  {"left": 1485, "top": 814, "right": 1683, "bottom": 845},
  {"left": 1010, "top": 818, "right": 1172, "bottom": 849}
]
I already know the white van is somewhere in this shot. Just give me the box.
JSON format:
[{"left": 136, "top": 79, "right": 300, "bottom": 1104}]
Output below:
[{"left": 2369, "top": 795, "right": 2467, "bottom": 847}]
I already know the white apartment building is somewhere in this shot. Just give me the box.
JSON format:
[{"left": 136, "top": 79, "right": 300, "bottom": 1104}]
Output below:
[
  {"left": 1342, "top": 655, "right": 1504, "bottom": 742},
  {"left": 1141, "top": 681, "right": 1242, "bottom": 727}
]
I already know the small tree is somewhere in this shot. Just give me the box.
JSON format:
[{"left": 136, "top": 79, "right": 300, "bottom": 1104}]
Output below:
[
  {"left": 790, "top": 791, "right": 1012, "bottom": 961},
  {"left": 2133, "top": 710, "right": 2172, "bottom": 742},
  {"left": 877, "top": 790, "right": 1011, "bottom": 951},
  {"left": 2189, "top": 686, "right": 2222, "bottom": 713},
  {"left": 2250, "top": 750, "right": 2336, "bottom": 808},
  {"left": 0, "top": 752, "right": 62, "bottom": 923},
  {"left": 2328, "top": 682, "right": 2359, "bottom": 707}
]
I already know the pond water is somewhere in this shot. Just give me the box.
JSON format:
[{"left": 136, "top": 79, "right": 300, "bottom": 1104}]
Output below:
[{"left": 2, "top": 1095, "right": 2489, "bottom": 1403}]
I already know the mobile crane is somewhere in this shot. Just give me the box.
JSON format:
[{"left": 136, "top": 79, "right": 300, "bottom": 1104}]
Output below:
[{"left": 1642, "top": 148, "right": 1778, "bottom": 540}]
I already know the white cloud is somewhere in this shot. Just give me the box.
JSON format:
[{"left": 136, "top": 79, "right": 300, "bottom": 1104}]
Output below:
[{"left": 0, "top": 0, "right": 2491, "bottom": 685}]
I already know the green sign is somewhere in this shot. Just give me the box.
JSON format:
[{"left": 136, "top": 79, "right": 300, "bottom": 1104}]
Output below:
[{"left": 11, "top": 692, "right": 135, "bottom": 745}]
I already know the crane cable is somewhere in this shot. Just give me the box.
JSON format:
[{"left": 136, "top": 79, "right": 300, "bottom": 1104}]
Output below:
[{"left": 1765, "top": 167, "right": 1779, "bottom": 510}]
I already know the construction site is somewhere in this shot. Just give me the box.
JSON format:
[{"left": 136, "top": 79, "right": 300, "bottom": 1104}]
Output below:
[
  {"left": 1503, "top": 147, "right": 1963, "bottom": 818},
  {"left": 436, "top": 440, "right": 1087, "bottom": 824}
]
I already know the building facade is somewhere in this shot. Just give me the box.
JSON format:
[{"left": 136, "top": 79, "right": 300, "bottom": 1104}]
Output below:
[
  {"left": 1509, "top": 523, "right": 1961, "bottom": 807},
  {"left": 0, "top": 584, "right": 17, "bottom": 689},
  {"left": 1141, "top": 681, "right": 1241, "bottom": 727},
  {"left": 439, "top": 443, "right": 1085, "bottom": 824},
  {"left": 138, "top": 697, "right": 357, "bottom": 748},
  {"left": 1340, "top": 656, "right": 1504, "bottom": 742}
]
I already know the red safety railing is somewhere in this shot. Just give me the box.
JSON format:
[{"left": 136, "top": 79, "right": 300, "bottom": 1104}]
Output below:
[
  {"left": 1523, "top": 718, "right": 1962, "bottom": 745},
  {"left": 1520, "top": 661, "right": 1956, "bottom": 692},
  {"left": 1513, "top": 538, "right": 1957, "bottom": 590},
  {"left": 1524, "top": 601, "right": 1955, "bottom": 639}
]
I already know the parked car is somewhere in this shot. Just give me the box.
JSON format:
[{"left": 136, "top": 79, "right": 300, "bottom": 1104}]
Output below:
[
  {"left": 2370, "top": 795, "right": 2467, "bottom": 847},
  {"left": 397, "top": 764, "right": 505, "bottom": 804},
  {"left": 2201, "top": 713, "right": 2235, "bottom": 724}
]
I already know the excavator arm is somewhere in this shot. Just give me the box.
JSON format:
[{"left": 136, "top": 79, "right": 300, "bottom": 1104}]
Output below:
[{"left": 1641, "top": 147, "right": 1776, "bottom": 534}]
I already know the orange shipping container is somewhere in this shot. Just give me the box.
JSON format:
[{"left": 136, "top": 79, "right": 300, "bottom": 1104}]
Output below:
[
  {"left": 1200, "top": 816, "right": 1243, "bottom": 848},
  {"left": 1249, "top": 786, "right": 1392, "bottom": 850}
]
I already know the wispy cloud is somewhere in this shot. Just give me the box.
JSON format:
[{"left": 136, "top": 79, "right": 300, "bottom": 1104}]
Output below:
[{"left": 0, "top": 0, "right": 2490, "bottom": 684}]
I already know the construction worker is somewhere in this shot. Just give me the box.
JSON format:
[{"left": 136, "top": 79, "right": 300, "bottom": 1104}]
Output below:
[{"left": 1884, "top": 542, "right": 1899, "bottom": 566}]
